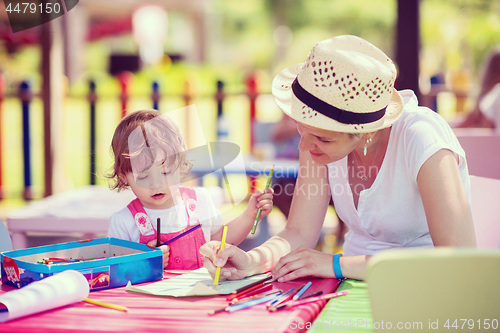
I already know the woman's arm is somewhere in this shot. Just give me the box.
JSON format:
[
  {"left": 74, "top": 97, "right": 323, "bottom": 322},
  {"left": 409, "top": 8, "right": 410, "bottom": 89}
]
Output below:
[
  {"left": 200, "top": 150, "right": 331, "bottom": 279},
  {"left": 273, "top": 149, "right": 477, "bottom": 282},
  {"left": 417, "top": 149, "right": 476, "bottom": 247}
]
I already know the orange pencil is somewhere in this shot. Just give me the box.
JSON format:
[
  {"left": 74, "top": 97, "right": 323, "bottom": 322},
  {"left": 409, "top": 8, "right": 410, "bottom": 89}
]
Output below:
[{"left": 230, "top": 284, "right": 273, "bottom": 304}]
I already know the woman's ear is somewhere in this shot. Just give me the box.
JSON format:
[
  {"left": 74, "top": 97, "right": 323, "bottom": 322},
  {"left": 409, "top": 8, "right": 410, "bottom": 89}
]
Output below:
[{"left": 362, "top": 131, "right": 377, "bottom": 142}]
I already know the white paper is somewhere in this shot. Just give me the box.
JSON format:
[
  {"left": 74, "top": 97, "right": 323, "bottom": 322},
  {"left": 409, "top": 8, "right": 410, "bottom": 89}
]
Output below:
[
  {"left": 0, "top": 270, "right": 90, "bottom": 322},
  {"left": 126, "top": 268, "right": 268, "bottom": 297}
]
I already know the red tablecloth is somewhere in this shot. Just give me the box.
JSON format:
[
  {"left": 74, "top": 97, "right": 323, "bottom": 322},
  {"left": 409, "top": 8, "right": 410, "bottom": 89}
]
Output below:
[{"left": 0, "top": 271, "right": 340, "bottom": 333}]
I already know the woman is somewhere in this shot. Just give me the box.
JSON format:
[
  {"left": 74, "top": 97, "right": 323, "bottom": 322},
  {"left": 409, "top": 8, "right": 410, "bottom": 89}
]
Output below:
[
  {"left": 457, "top": 48, "right": 500, "bottom": 131},
  {"left": 200, "top": 35, "right": 476, "bottom": 282}
]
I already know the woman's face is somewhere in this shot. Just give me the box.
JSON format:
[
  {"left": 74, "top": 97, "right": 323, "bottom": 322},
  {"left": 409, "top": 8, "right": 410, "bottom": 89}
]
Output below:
[{"left": 296, "top": 121, "right": 363, "bottom": 164}]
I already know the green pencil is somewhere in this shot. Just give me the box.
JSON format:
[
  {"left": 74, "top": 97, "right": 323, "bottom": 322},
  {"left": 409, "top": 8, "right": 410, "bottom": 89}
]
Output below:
[{"left": 251, "top": 164, "right": 274, "bottom": 234}]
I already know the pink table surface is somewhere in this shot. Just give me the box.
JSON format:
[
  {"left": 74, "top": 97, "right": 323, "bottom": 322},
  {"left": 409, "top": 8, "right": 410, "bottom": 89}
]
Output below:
[{"left": 0, "top": 271, "right": 340, "bottom": 333}]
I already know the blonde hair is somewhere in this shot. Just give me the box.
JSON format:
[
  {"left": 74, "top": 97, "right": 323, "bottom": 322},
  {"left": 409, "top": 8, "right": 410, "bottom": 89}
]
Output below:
[{"left": 107, "top": 110, "right": 192, "bottom": 191}]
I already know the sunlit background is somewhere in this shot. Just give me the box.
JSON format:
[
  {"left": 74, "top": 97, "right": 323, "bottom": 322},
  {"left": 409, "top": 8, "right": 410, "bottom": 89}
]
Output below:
[{"left": 0, "top": 0, "right": 499, "bottom": 219}]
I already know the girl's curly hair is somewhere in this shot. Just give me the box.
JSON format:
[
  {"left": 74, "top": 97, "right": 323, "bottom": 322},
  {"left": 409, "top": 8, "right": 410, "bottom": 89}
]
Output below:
[{"left": 107, "top": 110, "right": 192, "bottom": 191}]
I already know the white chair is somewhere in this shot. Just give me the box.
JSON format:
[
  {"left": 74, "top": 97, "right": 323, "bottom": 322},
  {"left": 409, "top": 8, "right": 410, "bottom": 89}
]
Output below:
[
  {"left": 366, "top": 248, "right": 500, "bottom": 332},
  {"left": 470, "top": 175, "right": 500, "bottom": 248},
  {"left": 453, "top": 129, "right": 500, "bottom": 179},
  {"left": 0, "top": 221, "right": 12, "bottom": 253}
]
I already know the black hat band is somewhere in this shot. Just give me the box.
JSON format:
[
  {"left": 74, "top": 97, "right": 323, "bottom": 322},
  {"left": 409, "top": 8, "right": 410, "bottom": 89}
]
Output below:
[{"left": 291, "top": 77, "right": 386, "bottom": 125}]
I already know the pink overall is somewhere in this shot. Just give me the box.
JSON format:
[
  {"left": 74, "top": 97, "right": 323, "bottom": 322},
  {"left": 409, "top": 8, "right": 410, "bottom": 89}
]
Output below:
[{"left": 127, "top": 187, "right": 206, "bottom": 270}]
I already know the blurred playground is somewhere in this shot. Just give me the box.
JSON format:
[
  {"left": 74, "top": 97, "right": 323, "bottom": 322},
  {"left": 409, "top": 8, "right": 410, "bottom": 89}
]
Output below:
[{"left": 0, "top": 0, "right": 499, "bottom": 248}]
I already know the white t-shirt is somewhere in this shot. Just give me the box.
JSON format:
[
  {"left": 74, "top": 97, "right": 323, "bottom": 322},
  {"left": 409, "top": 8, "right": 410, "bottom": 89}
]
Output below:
[
  {"left": 107, "top": 187, "right": 223, "bottom": 243},
  {"left": 328, "top": 90, "right": 471, "bottom": 256},
  {"left": 480, "top": 82, "right": 500, "bottom": 132}
]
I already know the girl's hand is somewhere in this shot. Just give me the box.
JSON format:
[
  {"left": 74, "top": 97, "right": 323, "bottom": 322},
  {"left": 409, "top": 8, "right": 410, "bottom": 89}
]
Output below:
[
  {"left": 147, "top": 240, "right": 170, "bottom": 268},
  {"left": 248, "top": 188, "right": 274, "bottom": 220},
  {"left": 199, "top": 241, "right": 253, "bottom": 280},
  {"left": 271, "top": 247, "right": 335, "bottom": 282}
]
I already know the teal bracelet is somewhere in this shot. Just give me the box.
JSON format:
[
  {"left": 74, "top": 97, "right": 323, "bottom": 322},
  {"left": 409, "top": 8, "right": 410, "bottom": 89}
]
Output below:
[{"left": 333, "top": 253, "right": 344, "bottom": 279}]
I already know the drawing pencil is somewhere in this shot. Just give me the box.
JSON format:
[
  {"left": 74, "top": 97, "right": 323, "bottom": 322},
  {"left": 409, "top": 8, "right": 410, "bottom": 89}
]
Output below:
[
  {"left": 232, "top": 289, "right": 281, "bottom": 305},
  {"left": 226, "top": 280, "right": 268, "bottom": 301},
  {"left": 227, "top": 293, "right": 280, "bottom": 313},
  {"left": 213, "top": 225, "right": 228, "bottom": 289},
  {"left": 298, "top": 290, "right": 323, "bottom": 300},
  {"left": 230, "top": 284, "right": 273, "bottom": 304},
  {"left": 208, "top": 306, "right": 228, "bottom": 316},
  {"left": 156, "top": 217, "right": 161, "bottom": 247},
  {"left": 270, "top": 291, "right": 348, "bottom": 311},
  {"left": 251, "top": 164, "right": 274, "bottom": 234},
  {"left": 266, "top": 287, "right": 295, "bottom": 308},
  {"left": 209, "top": 290, "right": 281, "bottom": 315},
  {"left": 83, "top": 298, "right": 129, "bottom": 312},
  {"left": 226, "top": 274, "right": 273, "bottom": 301},
  {"left": 161, "top": 224, "right": 202, "bottom": 246},
  {"left": 268, "top": 284, "right": 304, "bottom": 311},
  {"left": 293, "top": 281, "right": 312, "bottom": 300}
]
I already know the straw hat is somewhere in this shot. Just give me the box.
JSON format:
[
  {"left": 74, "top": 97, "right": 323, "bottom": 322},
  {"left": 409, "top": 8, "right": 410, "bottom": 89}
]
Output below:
[{"left": 272, "top": 35, "right": 403, "bottom": 133}]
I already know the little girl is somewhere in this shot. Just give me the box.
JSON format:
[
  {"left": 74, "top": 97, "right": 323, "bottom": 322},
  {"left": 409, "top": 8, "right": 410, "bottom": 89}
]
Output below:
[{"left": 107, "top": 110, "right": 274, "bottom": 270}]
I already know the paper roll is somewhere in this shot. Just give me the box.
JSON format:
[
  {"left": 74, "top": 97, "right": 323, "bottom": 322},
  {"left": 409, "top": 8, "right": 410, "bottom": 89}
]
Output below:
[{"left": 0, "top": 270, "right": 90, "bottom": 322}]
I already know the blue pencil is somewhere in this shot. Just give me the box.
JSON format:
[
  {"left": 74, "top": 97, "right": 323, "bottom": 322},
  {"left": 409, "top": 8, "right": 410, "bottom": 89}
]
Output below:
[
  {"left": 293, "top": 281, "right": 312, "bottom": 300},
  {"left": 227, "top": 293, "right": 281, "bottom": 313},
  {"left": 161, "top": 224, "right": 202, "bottom": 246},
  {"left": 266, "top": 287, "right": 295, "bottom": 307}
]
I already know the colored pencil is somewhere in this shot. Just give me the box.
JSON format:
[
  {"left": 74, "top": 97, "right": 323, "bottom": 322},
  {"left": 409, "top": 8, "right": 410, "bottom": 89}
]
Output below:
[
  {"left": 251, "top": 164, "right": 274, "bottom": 234},
  {"left": 270, "top": 291, "right": 348, "bottom": 311},
  {"left": 83, "top": 298, "right": 129, "bottom": 312},
  {"left": 232, "top": 289, "right": 281, "bottom": 305},
  {"left": 213, "top": 225, "right": 228, "bottom": 289},
  {"left": 293, "top": 281, "right": 312, "bottom": 300},
  {"left": 208, "top": 289, "right": 281, "bottom": 315},
  {"left": 268, "top": 284, "right": 304, "bottom": 311},
  {"left": 227, "top": 293, "right": 280, "bottom": 313},
  {"left": 266, "top": 287, "right": 295, "bottom": 308},
  {"left": 230, "top": 283, "right": 273, "bottom": 304},
  {"left": 226, "top": 274, "right": 273, "bottom": 301},
  {"left": 38, "top": 257, "right": 106, "bottom": 264},
  {"left": 298, "top": 290, "right": 323, "bottom": 300},
  {"left": 208, "top": 305, "right": 228, "bottom": 316},
  {"left": 156, "top": 217, "right": 161, "bottom": 247},
  {"left": 161, "top": 224, "right": 202, "bottom": 246}
]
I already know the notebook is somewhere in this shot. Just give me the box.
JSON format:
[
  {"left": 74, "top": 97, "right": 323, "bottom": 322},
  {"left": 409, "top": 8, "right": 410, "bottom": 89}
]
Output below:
[
  {"left": 126, "top": 268, "right": 269, "bottom": 297},
  {"left": 365, "top": 247, "right": 500, "bottom": 332}
]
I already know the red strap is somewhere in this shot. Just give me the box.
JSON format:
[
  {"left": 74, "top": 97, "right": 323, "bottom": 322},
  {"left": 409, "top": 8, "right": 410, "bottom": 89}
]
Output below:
[
  {"left": 127, "top": 187, "right": 199, "bottom": 233},
  {"left": 127, "top": 198, "right": 155, "bottom": 236},
  {"left": 179, "top": 187, "right": 199, "bottom": 226},
  {"left": 127, "top": 198, "right": 146, "bottom": 216},
  {"left": 179, "top": 186, "right": 197, "bottom": 201}
]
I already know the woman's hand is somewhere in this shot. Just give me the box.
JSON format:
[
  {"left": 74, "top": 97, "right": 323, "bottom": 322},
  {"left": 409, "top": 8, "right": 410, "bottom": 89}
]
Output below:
[
  {"left": 271, "top": 247, "right": 335, "bottom": 282},
  {"left": 247, "top": 188, "right": 274, "bottom": 220},
  {"left": 199, "top": 241, "right": 253, "bottom": 280},
  {"left": 146, "top": 240, "right": 170, "bottom": 268}
]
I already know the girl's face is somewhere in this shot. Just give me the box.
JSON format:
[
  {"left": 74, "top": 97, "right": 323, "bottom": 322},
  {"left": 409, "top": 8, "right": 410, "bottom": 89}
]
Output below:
[
  {"left": 296, "top": 122, "right": 363, "bottom": 164},
  {"left": 124, "top": 160, "right": 181, "bottom": 209}
]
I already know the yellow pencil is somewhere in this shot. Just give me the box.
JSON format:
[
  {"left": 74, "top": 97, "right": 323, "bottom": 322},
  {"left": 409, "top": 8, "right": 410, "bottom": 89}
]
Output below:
[
  {"left": 83, "top": 298, "right": 129, "bottom": 312},
  {"left": 213, "top": 225, "right": 228, "bottom": 289}
]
